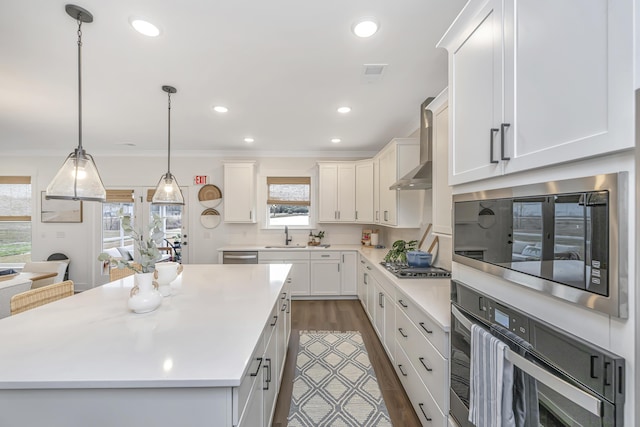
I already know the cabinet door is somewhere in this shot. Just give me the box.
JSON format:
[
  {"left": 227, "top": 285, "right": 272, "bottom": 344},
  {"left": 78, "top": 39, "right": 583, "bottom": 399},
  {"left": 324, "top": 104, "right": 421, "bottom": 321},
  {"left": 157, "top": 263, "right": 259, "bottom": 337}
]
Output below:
[
  {"left": 340, "top": 252, "right": 357, "bottom": 295},
  {"left": 288, "top": 261, "right": 310, "bottom": 296},
  {"left": 373, "top": 157, "right": 381, "bottom": 224},
  {"left": 337, "top": 163, "right": 356, "bottom": 222},
  {"left": 503, "top": 0, "right": 634, "bottom": 174},
  {"left": 373, "top": 280, "right": 385, "bottom": 339},
  {"left": 431, "top": 94, "right": 452, "bottom": 235},
  {"left": 318, "top": 164, "right": 338, "bottom": 222},
  {"left": 224, "top": 162, "right": 256, "bottom": 223},
  {"left": 366, "top": 269, "right": 377, "bottom": 321},
  {"left": 355, "top": 161, "right": 374, "bottom": 223},
  {"left": 238, "top": 371, "right": 263, "bottom": 427},
  {"left": 310, "top": 260, "right": 341, "bottom": 295},
  {"left": 446, "top": 0, "right": 504, "bottom": 185},
  {"left": 262, "top": 330, "right": 278, "bottom": 427},
  {"left": 383, "top": 289, "right": 395, "bottom": 362},
  {"left": 378, "top": 147, "right": 397, "bottom": 226}
]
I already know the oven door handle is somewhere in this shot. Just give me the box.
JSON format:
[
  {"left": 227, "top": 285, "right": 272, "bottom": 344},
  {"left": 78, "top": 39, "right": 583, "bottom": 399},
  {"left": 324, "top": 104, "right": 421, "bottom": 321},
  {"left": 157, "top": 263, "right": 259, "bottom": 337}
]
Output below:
[{"left": 451, "top": 305, "right": 603, "bottom": 417}]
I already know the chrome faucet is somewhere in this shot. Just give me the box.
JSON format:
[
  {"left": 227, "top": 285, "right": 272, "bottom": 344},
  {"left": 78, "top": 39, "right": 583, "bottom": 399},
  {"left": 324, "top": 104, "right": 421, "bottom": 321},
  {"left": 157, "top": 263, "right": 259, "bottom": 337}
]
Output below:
[{"left": 284, "top": 226, "right": 292, "bottom": 246}]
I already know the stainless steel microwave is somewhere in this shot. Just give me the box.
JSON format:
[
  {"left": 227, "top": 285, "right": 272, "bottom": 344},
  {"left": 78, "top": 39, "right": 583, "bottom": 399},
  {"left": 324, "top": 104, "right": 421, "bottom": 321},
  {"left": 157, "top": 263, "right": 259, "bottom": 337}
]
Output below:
[{"left": 453, "top": 173, "right": 628, "bottom": 318}]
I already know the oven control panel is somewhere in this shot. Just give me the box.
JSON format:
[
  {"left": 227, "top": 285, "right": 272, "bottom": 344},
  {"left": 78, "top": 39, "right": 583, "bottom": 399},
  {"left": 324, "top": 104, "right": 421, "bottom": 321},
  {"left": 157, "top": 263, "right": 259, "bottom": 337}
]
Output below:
[{"left": 488, "top": 302, "right": 530, "bottom": 341}]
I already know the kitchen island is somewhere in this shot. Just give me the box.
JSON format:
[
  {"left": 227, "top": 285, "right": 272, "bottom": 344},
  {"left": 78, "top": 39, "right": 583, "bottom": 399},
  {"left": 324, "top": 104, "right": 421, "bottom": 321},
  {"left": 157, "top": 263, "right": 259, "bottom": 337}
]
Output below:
[{"left": 0, "top": 264, "right": 292, "bottom": 427}]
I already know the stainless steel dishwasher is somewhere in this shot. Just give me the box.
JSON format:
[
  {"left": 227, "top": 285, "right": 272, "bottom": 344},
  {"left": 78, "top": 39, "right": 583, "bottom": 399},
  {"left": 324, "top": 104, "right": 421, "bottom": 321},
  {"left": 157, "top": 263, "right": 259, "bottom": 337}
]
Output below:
[{"left": 222, "top": 251, "right": 258, "bottom": 264}]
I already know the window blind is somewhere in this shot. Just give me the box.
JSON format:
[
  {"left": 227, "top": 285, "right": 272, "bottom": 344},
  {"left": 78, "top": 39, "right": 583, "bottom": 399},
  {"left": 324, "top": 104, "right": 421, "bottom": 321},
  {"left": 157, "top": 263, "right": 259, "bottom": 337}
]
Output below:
[
  {"left": 0, "top": 176, "right": 32, "bottom": 221},
  {"left": 105, "top": 189, "right": 134, "bottom": 203},
  {"left": 267, "top": 177, "right": 310, "bottom": 206}
]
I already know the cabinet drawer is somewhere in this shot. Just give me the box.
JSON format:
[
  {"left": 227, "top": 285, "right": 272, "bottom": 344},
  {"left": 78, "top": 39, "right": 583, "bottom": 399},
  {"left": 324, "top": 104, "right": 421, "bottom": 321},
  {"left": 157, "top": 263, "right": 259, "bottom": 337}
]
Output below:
[
  {"left": 236, "top": 328, "right": 265, "bottom": 422},
  {"left": 396, "top": 290, "right": 448, "bottom": 357},
  {"left": 396, "top": 309, "right": 448, "bottom": 411},
  {"left": 394, "top": 344, "right": 446, "bottom": 427},
  {"left": 309, "top": 251, "right": 340, "bottom": 260},
  {"left": 259, "top": 251, "right": 310, "bottom": 261}
]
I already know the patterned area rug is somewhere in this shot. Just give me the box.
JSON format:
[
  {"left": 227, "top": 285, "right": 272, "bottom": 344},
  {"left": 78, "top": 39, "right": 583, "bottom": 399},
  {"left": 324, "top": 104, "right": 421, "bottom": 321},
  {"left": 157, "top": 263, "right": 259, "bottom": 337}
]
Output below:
[{"left": 288, "top": 331, "right": 392, "bottom": 427}]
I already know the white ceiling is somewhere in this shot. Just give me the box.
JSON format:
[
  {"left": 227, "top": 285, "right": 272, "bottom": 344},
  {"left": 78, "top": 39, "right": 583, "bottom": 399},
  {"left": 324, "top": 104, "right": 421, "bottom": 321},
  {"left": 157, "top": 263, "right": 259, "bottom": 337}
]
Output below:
[{"left": 0, "top": 0, "right": 465, "bottom": 157}]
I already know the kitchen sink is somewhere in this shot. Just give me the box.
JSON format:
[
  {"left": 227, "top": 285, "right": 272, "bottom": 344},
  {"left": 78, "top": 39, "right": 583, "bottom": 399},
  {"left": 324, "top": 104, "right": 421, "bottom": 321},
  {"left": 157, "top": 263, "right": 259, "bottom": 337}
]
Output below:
[{"left": 264, "top": 245, "right": 307, "bottom": 249}]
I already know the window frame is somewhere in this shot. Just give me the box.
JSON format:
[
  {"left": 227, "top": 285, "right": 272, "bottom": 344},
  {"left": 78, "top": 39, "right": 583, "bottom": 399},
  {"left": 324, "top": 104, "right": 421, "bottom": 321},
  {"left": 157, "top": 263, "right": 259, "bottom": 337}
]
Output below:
[
  {"left": 0, "top": 176, "right": 32, "bottom": 263},
  {"left": 262, "top": 174, "right": 315, "bottom": 230}
]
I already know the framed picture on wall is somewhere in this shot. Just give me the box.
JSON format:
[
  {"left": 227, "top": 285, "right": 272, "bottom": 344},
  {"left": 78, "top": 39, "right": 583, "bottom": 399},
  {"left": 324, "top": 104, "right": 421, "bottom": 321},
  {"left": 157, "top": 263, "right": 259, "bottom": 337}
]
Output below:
[{"left": 41, "top": 192, "right": 83, "bottom": 223}]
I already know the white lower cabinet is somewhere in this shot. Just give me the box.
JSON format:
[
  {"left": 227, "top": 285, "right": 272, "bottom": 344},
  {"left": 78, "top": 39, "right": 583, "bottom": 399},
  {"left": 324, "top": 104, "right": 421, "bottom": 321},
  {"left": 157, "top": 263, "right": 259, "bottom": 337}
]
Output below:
[
  {"left": 310, "top": 252, "right": 341, "bottom": 295},
  {"left": 259, "top": 252, "right": 310, "bottom": 297},
  {"left": 356, "top": 255, "right": 450, "bottom": 427},
  {"left": 238, "top": 280, "right": 291, "bottom": 427},
  {"left": 340, "top": 252, "right": 357, "bottom": 295}
]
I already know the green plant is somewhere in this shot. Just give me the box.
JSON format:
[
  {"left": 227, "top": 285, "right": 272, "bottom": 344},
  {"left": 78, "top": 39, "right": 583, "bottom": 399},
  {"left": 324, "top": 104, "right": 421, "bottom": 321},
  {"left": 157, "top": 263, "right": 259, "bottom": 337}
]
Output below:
[
  {"left": 384, "top": 239, "right": 418, "bottom": 263},
  {"left": 313, "top": 231, "right": 325, "bottom": 240},
  {"left": 98, "top": 211, "right": 164, "bottom": 273}
]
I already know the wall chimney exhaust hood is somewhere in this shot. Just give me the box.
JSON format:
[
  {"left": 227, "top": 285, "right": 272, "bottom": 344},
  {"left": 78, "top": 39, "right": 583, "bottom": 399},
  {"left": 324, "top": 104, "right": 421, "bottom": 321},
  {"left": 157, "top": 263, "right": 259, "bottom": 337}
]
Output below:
[{"left": 390, "top": 96, "right": 434, "bottom": 190}]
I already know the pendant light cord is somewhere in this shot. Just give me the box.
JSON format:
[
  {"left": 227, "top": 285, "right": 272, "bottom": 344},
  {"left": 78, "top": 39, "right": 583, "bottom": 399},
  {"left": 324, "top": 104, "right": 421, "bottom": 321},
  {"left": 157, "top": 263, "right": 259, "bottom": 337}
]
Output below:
[
  {"left": 167, "top": 91, "right": 172, "bottom": 174},
  {"left": 76, "top": 18, "right": 83, "bottom": 152}
]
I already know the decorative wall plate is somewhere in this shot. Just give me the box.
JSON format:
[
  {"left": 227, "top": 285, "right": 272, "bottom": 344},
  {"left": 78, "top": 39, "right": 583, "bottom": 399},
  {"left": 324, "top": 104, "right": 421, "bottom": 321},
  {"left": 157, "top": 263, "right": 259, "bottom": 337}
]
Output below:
[
  {"left": 200, "top": 208, "right": 221, "bottom": 229},
  {"left": 198, "top": 184, "right": 222, "bottom": 208}
]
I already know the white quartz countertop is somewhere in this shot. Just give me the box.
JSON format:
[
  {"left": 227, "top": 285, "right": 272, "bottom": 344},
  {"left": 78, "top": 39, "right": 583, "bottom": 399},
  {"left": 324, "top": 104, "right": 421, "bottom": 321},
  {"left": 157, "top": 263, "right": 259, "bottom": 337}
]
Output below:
[
  {"left": 358, "top": 246, "right": 451, "bottom": 331},
  {"left": 218, "top": 244, "right": 364, "bottom": 252},
  {"left": 0, "top": 264, "right": 291, "bottom": 389}
]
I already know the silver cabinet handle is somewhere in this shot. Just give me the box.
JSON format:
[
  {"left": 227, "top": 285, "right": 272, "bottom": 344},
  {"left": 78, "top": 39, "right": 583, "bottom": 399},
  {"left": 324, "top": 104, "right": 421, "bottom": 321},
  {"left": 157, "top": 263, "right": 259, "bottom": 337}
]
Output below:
[
  {"left": 375, "top": 211, "right": 379, "bottom": 221},
  {"left": 398, "top": 328, "right": 408, "bottom": 338},
  {"left": 355, "top": 211, "right": 358, "bottom": 220},
  {"left": 419, "top": 357, "right": 433, "bottom": 372},
  {"left": 364, "top": 273, "right": 368, "bottom": 285},
  {"left": 249, "top": 210, "right": 252, "bottom": 220},
  {"left": 398, "top": 299, "right": 408, "bottom": 308}
]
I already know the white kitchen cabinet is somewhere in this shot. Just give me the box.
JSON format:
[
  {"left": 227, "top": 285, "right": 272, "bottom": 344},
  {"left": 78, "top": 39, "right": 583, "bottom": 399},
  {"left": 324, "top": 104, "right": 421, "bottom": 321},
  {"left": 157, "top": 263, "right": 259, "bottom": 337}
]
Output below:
[
  {"left": 340, "top": 251, "right": 357, "bottom": 295},
  {"left": 438, "top": 0, "right": 634, "bottom": 185},
  {"left": 430, "top": 89, "right": 452, "bottom": 235},
  {"left": 259, "top": 252, "right": 310, "bottom": 297},
  {"left": 373, "top": 279, "right": 395, "bottom": 360},
  {"left": 310, "top": 252, "right": 341, "bottom": 295},
  {"left": 355, "top": 160, "right": 374, "bottom": 223},
  {"left": 223, "top": 161, "right": 256, "bottom": 223},
  {"left": 262, "top": 311, "right": 278, "bottom": 427},
  {"left": 317, "top": 162, "right": 356, "bottom": 222},
  {"left": 377, "top": 139, "right": 422, "bottom": 228},
  {"left": 373, "top": 156, "right": 381, "bottom": 224}
]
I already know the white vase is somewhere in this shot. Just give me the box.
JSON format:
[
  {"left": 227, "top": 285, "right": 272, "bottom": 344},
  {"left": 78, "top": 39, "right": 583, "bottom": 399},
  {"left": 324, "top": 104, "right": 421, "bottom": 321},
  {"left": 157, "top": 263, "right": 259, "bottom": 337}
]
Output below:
[
  {"left": 128, "top": 272, "right": 163, "bottom": 314},
  {"left": 154, "top": 263, "right": 184, "bottom": 297}
]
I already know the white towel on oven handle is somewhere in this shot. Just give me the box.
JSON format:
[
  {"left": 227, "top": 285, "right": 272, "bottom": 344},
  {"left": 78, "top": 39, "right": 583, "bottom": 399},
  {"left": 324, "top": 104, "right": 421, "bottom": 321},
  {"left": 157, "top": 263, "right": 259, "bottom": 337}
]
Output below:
[{"left": 468, "top": 324, "right": 515, "bottom": 427}]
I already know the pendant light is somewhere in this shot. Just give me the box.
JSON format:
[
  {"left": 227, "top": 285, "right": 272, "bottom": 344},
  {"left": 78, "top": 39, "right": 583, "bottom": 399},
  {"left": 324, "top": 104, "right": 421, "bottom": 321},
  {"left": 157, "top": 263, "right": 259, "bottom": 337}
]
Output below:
[
  {"left": 46, "top": 4, "right": 106, "bottom": 202},
  {"left": 152, "top": 86, "right": 184, "bottom": 205}
]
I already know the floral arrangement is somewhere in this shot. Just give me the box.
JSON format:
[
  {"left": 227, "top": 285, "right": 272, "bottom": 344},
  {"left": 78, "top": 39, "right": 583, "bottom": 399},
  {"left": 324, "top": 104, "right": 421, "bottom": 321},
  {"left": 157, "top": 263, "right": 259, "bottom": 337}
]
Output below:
[
  {"left": 308, "top": 230, "right": 325, "bottom": 246},
  {"left": 98, "top": 212, "right": 164, "bottom": 274}
]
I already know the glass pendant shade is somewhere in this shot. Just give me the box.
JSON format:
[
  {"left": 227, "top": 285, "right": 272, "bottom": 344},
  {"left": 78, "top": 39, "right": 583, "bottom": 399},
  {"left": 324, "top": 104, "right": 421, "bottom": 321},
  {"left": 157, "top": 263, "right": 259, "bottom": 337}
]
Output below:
[
  {"left": 152, "top": 172, "right": 184, "bottom": 205},
  {"left": 152, "top": 85, "right": 184, "bottom": 205},
  {"left": 46, "top": 147, "right": 106, "bottom": 201},
  {"left": 46, "top": 5, "right": 106, "bottom": 202}
]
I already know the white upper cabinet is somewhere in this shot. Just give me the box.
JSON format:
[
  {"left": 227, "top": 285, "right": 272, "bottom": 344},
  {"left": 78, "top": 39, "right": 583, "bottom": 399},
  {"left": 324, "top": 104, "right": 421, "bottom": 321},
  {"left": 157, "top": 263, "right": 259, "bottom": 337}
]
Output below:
[
  {"left": 378, "top": 139, "right": 422, "bottom": 228},
  {"left": 355, "top": 160, "right": 374, "bottom": 223},
  {"left": 317, "top": 162, "right": 356, "bottom": 222},
  {"left": 223, "top": 161, "right": 256, "bottom": 223},
  {"left": 430, "top": 89, "right": 453, "bottom": 235},
  {"left": 438, "top": 0, "right": 634, "bottom": 185},
  {"left": 373, "top": 156, "right": 381, "bottom": 224}
]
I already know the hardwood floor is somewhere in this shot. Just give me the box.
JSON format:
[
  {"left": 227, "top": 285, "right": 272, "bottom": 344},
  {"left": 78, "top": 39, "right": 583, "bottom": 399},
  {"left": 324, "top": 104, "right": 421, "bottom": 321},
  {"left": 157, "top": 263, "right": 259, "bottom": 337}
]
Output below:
[{"left": 272, "top": 299, "right": 422, "bottom": 426}]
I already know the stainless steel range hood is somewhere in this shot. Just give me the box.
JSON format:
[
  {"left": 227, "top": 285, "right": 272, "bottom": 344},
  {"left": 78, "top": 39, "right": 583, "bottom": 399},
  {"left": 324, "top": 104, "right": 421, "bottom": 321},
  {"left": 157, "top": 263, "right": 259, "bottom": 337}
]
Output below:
[{"left": 390, "top": 96, "right": 434, "bottom": 190}]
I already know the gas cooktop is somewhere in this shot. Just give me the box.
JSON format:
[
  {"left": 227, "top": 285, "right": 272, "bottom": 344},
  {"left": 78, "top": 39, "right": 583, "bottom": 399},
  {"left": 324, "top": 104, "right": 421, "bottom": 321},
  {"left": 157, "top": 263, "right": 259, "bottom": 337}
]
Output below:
[{"left": 380, "top": 262, "right": 451, "bottom": 279}]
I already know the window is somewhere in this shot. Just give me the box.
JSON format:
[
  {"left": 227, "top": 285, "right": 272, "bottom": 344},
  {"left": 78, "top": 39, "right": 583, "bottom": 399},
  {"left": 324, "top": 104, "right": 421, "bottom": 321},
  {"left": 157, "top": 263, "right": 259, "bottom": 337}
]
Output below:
[
  {"left": 0, "top": 176, "right": 32, "bottom": 263},
  {"left": 267, "top": 177, "right": 310, "bottom": 227},
  {"left": 102, "top": 189, "right": 135, "bottom": 253}
]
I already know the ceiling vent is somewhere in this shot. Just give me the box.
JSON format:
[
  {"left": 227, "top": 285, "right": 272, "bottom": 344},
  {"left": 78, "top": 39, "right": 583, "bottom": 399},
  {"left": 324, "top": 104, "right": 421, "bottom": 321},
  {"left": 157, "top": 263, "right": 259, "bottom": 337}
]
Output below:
[{"left": 361, "top": 64, "right": 387, "bottom": 83}]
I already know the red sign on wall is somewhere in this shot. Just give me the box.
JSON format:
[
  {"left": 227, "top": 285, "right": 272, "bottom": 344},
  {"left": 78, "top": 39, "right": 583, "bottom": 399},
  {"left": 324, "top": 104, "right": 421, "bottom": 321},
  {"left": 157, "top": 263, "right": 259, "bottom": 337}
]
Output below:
[{"left": 194, "top": 175, "right": 208, "bottom": 185}]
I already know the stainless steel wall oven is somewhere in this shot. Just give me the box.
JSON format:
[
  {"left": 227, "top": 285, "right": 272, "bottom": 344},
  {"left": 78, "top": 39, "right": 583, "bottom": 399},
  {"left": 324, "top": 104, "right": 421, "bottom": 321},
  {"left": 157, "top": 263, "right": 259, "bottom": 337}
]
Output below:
[
  {"left": 452, "top": 173, "right": 628, "bottom": 318},
  {"left": 450, "top": 280, "right": 625, "bottom": 427}
]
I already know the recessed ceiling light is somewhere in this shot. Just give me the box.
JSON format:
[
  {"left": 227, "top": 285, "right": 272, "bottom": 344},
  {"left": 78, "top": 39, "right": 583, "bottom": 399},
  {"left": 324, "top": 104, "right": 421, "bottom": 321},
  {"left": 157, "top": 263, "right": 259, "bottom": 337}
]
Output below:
[
  {"left": 331, "top": 138, "right": 341, "bottom": 143},
  {"left": 213, "top": 106, "right": 228, "bottom": 113},
  {"left": 130, "top": 19, "right": 160, "bottom": 37},
  {"left": 352, "top": 18, "right": 379, "bottom": 38},
  {"left": 337, "top": 106, "right": 351, "bottom": 114},
  {"left": 244, "top": 137, "right": 254, "bottom": 143}
]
